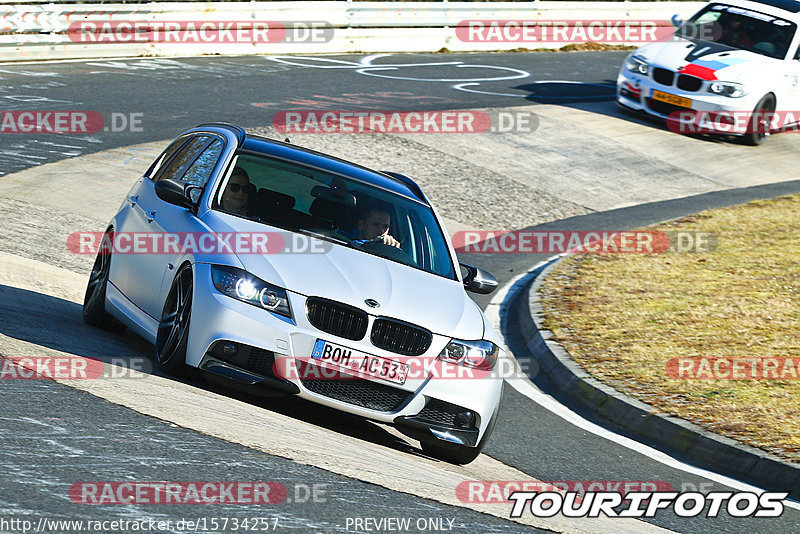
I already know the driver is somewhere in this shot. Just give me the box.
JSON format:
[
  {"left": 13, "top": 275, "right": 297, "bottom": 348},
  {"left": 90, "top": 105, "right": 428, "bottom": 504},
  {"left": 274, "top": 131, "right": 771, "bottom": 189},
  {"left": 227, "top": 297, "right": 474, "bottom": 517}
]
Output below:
[
  {"left": 720, "top": 16, "right": 753, "bottom": 47},
  {"left": 220, "top": 166, "right": 252, "bottom": 215},
  {"left": 353, "top": 202, "right": 401, "bottom": 248}
]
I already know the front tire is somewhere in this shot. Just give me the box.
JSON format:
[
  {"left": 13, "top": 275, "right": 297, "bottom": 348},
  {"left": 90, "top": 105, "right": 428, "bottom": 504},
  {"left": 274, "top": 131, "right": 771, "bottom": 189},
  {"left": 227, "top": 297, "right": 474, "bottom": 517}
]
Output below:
[
  {"left": 155, "top": 265, "right": 194, "bottom": 377},
  {"left": 83, "top": 229, "right": 124, "bottom": 332},
  {"left": 741, "top": 94, "right": 775, "bottom": 146}
]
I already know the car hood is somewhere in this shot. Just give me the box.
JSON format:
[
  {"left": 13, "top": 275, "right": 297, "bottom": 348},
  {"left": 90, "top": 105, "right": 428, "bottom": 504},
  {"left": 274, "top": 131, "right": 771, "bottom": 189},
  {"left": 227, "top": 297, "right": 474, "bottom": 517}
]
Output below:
[
  {"left": 201, "top": 212, "right": 485, "bottom": 339},
  {"left": 635, "top": 37, "right": 773, "bottom": 82}
]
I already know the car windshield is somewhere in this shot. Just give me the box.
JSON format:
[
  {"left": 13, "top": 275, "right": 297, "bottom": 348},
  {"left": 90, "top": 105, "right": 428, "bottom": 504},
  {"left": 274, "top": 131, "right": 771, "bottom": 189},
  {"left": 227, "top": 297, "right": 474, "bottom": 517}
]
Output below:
[
  {"left": 677, "top": 3, "right": 796, "bottom": 59},
  {"left": 212, "top": 150, "right": 456, "bottom": 280}
]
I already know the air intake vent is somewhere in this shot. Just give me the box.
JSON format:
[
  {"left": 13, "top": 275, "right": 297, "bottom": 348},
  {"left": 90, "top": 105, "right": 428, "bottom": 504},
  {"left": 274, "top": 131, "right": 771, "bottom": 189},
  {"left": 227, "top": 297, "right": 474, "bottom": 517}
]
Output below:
[
  {"left": 246, "top": 347, "right": 276, "bottom": 377},
  {"left": 306, "top": 297, "right": 368, "bottom": 341},
  {"left": 417, "top": 399, "right": 464, "bottom": 427}
]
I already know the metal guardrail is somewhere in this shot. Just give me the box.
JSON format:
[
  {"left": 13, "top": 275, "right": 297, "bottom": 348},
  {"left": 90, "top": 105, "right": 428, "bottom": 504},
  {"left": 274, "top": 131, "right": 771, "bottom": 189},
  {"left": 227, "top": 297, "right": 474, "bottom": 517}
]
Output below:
[{"left": 0, "top": 1, "right": 705, "bottom": 61}]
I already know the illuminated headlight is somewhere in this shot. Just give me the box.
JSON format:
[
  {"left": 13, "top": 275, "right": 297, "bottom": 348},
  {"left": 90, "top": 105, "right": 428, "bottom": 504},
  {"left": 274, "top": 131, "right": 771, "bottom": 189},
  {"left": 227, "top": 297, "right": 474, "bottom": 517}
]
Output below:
[
  {"left": 437, "top": 339, "right": 499, "bottom": 371},
  {"left": 708, "top": 82, "right": 746, "bottom": 98},
  {"left": 625, "top": 56, "right": 650, "bottom": 75},
  {"left": 211, "top": 265, "right": 291, "bottom": 318}
]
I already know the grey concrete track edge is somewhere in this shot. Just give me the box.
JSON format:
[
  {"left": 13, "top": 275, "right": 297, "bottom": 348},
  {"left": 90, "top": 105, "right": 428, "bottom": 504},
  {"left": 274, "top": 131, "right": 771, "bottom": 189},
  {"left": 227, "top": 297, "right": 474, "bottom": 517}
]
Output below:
[{"left": 506, "top": 186, "right": 800, "bottom": 502}]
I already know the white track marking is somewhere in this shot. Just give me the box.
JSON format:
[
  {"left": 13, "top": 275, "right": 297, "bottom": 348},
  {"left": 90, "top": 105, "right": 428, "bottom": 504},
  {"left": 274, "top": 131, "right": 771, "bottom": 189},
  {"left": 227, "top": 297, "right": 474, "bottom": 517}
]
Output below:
[
  {"left": 269, "top": 54, "right": 461, "bottom": 69},
  {"left": 488, "top": 259, "right": 800, "bottom": 511},
  {"left": 356, "top": 64, "right": 530, "bottom": 83},
  {"left": 268, "top": 54, "right": 530, "bottom": 83}
]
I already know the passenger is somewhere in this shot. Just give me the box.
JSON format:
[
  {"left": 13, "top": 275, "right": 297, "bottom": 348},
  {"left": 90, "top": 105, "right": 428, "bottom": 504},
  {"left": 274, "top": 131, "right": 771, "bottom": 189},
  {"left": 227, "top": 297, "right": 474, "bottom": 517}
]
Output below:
[
  {"left": 354, "top": 202, "right": 401, "bottom": 248},
  {"left": 220, "top": 166, "right": 252, "bottom": 216}
]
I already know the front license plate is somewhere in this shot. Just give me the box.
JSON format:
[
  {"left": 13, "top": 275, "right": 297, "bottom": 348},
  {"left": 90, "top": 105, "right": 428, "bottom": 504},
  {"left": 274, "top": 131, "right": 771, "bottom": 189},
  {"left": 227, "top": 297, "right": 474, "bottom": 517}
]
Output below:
[
  {"left": 311, "top": 339, "right": 409, "bottom": 385},
  {"left": 652, "top": 90, "right": 692, "bottom": 108}
]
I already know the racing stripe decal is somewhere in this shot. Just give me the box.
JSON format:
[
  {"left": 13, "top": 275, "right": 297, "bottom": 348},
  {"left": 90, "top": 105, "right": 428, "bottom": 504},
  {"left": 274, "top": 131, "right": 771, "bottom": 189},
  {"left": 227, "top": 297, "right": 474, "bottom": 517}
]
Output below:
[{"left": 678, "top": 57, "right": 746, "bottom": 81}]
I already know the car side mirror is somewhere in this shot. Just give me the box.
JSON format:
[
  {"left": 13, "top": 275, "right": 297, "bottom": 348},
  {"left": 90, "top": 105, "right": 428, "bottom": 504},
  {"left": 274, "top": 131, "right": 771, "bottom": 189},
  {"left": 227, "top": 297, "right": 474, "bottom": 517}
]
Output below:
[
  {"left": 459, "top": 263, "right": 498, "bottom": 294},
  {"left": 794, "top": 48, "right": 800, "bottom": 60},
  {"left": 671, "top": 14, "right": 683, "bottom": 28},
  {"left": 155, "top": 178, "right": 201, "bottom": 211}
]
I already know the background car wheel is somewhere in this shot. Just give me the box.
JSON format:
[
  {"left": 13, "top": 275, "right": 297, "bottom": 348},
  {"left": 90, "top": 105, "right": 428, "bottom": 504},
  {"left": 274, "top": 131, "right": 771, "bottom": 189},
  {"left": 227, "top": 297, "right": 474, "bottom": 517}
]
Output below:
[
  {"left": 421, "top": 405, "right": 499, "bottom": 465},
  {"left": 82, "top": 229, "right": 124, "bottom": 332},
  {"left": 741, "top": 94, "right": 775, "bottom": 146},
  {"left": 155, "top": 265, "right": 195, "bottom": 377}
]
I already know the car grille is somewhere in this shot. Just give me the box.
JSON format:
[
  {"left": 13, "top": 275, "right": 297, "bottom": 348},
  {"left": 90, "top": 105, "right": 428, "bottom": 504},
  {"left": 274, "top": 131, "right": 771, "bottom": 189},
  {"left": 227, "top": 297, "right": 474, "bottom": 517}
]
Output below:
[
  {"left": 306, "top": 297, "right": 368, "bottom": 341},
  {"left": 371, "top": 318, "right": 432, "bottom": 356},
  {"left": 652, "top": 68, "right": 674, "bottom": 86},
  {"left": 645, "top": 98, "right": 691, "bottom": 116},
  {"left": 677, "top": 74, "right": 703, "bottom": 92},
  {"left": 298, "top": 362, "right": 412, "bottom": 412}
]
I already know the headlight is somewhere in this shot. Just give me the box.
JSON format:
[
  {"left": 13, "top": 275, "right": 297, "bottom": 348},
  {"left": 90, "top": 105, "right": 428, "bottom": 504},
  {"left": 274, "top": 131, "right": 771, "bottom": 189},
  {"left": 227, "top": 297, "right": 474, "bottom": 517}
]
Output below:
[
  {"left": 437, "top": 339, "right": 499, "bottom": 371},
  {"left": 625, "top": 56, "right": 650, "bottom": 76},
  {"left": 211, "top": 265, "right": 291, "bottom": 318},
  {"left": 708, "top": 82, "right": 746, "bottom": 98}
]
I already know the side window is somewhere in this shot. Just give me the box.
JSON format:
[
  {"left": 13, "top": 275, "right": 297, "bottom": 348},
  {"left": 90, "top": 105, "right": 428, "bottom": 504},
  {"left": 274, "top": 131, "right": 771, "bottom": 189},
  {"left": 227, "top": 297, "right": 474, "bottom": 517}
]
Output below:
[
  {"left": 153, "top": 135, "right": 211, "bottom": 183},
  {"left": 180, "top": 139, "right": 224, "bottom": 187},
  {"left": 145, "top": 137, "right": 190, "bottom": 180}
]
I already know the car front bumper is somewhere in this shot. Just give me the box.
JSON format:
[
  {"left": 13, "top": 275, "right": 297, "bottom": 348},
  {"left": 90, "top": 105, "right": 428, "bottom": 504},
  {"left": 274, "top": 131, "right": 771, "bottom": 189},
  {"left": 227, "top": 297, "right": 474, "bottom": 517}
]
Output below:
[
  {"left": 617, "top": 69, "right": 760, "bottom": 135},
  {"left": 186, "top": 262, "right": 504, "bottom": 446}
]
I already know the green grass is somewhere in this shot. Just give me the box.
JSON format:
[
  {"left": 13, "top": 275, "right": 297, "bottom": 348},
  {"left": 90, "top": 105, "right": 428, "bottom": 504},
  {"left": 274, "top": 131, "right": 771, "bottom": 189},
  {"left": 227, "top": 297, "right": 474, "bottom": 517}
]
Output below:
[{"left": 541, "top": 194, "right": 800, "bottom": 463}]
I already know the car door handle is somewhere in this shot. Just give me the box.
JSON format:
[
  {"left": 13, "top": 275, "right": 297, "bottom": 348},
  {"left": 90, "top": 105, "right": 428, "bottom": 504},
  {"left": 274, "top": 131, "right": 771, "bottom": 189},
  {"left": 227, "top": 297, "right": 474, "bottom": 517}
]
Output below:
[
  {"left": 146, "top": 210, "right": 156, "bottom": 223},
  {"left": 127, "top": 195, "right": 139, "bottom": 206}
]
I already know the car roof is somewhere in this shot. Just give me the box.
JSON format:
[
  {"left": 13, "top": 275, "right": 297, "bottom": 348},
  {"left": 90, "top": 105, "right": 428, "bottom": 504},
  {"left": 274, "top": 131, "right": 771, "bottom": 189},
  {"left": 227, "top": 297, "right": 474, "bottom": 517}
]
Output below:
[
  {"left": 712, "top": 0, "right": 800, "bottom": 19},
  {"left": 742, "top": 0, "right": 800, "bottom": 14},
  {"left": 191, "top": 123, "right": 428, "bottom": 204}
]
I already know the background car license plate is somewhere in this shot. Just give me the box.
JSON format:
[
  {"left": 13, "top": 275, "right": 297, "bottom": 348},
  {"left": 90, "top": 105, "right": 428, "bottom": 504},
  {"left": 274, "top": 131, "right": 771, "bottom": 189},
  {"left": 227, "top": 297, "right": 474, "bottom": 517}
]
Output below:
[
  {"left": 652, "top": 90, "right": 692, "bottom": 108},
  {"left": 311, "top": 339, "right": 408, "bottom": 385}
]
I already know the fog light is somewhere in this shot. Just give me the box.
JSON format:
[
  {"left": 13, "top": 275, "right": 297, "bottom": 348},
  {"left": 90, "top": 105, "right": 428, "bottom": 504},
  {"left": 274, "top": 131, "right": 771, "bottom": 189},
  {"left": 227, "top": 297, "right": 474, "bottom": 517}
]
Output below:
[
  {"left": 222, "top": 342, "right": 238, "bottom": 356},
  {"left": 455, "top": 411, "right": 475, "bottom": 428}
]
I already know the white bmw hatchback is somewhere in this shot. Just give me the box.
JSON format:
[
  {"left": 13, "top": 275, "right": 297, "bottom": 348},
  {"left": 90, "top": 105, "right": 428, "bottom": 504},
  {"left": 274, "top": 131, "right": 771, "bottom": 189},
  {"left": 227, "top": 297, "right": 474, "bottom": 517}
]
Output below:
[
  {"left": 617, "top": 0, "right": 800, "bottom": 144},
  {"left": 83, "top": 123, "right": 504, "bottom": 464}
]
